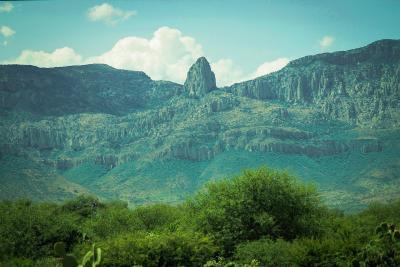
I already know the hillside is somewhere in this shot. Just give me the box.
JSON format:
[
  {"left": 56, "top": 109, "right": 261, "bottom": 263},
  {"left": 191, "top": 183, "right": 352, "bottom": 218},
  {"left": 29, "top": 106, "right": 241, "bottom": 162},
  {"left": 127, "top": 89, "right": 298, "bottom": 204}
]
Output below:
[{"left": 0, "top": 39, "right": 399, "bottom": 211}]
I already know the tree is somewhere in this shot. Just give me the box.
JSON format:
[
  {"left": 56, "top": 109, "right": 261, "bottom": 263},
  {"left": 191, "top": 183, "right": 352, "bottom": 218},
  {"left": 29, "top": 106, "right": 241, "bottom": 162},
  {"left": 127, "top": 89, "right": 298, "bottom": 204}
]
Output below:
[{"left": 187, "top": 167, "right": 322, "bottom": 254}]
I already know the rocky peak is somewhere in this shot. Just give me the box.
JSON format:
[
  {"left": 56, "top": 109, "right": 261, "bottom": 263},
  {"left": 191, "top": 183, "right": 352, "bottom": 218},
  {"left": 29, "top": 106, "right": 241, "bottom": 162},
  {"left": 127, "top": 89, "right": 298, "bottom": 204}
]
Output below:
[{"left": 184, "top": 57, "right": 216, "bottom": 98}]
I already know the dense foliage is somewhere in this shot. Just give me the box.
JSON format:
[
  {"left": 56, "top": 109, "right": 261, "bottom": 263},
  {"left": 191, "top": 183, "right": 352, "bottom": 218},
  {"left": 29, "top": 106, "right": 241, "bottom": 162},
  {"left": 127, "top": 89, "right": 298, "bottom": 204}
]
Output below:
[
  {"left": 0, "top": 167, "right": 399, "bottom": 266},
  {"left": 186, "top": 168, "right": 322, "bottom": 254}
]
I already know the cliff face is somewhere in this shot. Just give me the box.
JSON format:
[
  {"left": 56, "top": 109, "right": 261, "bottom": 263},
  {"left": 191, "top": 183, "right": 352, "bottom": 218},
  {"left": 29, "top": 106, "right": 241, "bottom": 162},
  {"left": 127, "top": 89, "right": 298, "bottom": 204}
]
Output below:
[
  {"left": 227, "top": 40, "right": 400, "bottom": 127},
  {"left": 0, "top": 39, "right": 399, "bottom": 209}
]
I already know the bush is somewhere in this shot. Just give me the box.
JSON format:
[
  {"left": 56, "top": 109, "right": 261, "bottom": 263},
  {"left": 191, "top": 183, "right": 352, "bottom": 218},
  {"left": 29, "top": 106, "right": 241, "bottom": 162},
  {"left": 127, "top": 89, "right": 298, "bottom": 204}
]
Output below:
[
  {"left": 83, "top": 204, "right": 144, "bottom": 240},
  {"left": 234, "top": 236, "right": 354, "bottom": 267},
  {"left": 204, "top": 257, "right": 260, "bottom": 267},
  {"left": 131, "top": 203, "right": 184, "bottom": 231},
  {"left": 61, "top": 195, "right": 105, "bottom": 218},
  {"left": 288, "top": 237, "right": 350, "bottom": 266},
  {"left": 0, "top": 200, "right": 81, "bottom": 261},
  {"left": 187, "top": 167, "right": 322, "bottom": 254},
  {"left": 352, "top": 222, "right": 400, "bottom": 266},
  {"left": 359, "top": 200, "right": 400, "bottom": 227},
  {"left": 98, "top": 231, "right": 218, "bottom": 267},
  {"left": 235, "top": 238, "right": 295, "bottom": 266}
]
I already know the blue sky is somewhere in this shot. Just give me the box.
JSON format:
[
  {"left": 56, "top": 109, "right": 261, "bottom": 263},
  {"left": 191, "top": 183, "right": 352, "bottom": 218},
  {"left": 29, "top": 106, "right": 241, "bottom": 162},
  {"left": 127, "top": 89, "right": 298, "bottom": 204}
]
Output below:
[{"left": 0, "top": 0, "right": 399, "bottom": 85}]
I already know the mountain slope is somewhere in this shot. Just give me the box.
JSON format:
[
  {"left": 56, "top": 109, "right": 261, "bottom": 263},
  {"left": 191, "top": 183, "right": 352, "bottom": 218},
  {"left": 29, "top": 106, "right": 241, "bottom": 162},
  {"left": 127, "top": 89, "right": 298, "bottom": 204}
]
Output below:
[
  {"left": 228, "top": 39, "right": 400, "bottom": 127},
  {"left": 0, "top": 39, "right": 399, "bottom": 211}
]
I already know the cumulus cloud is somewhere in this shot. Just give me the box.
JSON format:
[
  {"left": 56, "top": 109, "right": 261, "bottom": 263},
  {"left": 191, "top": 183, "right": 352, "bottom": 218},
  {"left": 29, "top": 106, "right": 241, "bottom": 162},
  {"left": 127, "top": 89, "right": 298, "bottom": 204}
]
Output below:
[
  {"left": 211, "top": 57, "right": 289, "bottom": 86},
  {"left": 211, "top": 59, "right": 245, "bottom": 87},
  {"left": 3, "top": 26, "right": 290, "bottom": 85},
  {"left": 252, "top": 58, "right": 290, "bottom": 78},
  {"left": 4, "top": 47, "right": 82, "bottom": 67},
  {"left": 87, "top": 3, "right": 136, "bottom": 25},
  {"left": 0, "top": 2, "right": 13, "bottom": 13},
  {"left": 87, "top": 26, "right": 203, "bottom": 82},
  {"left": 0, "top": 26, "right": 15, "bottom": 37},
  {"left": 319, "top": 36, "right": 334, "bottom": 49}
]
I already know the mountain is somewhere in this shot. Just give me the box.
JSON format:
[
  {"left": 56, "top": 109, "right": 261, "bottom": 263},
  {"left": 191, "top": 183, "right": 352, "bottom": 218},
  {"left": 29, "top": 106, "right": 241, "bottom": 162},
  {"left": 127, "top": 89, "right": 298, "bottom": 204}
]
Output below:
[{"left": 0, "top": 39, "right": 399, "bottom": 210}]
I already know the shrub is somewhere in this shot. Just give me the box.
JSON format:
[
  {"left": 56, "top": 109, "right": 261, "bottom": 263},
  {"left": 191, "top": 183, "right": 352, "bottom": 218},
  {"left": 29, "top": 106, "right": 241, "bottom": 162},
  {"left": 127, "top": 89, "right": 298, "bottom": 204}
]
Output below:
[
  {"left": 131, "top": 203, "right": 184, "bottom": 231},
  {"left": 359, "top": 200, "right": 400, "bottom": 227},
  {"left": 83, "top": 204, "right": 144, "bottom": 240},
  {"left": 187, "top": 167, "right": 322, "bottom": 254},
  {"left": 99, "top": 231, "right": 218, "bottom": 267},
  {"left": 288, "top": 237, "right": 350, "bottom": 266},
  {"left": 53, "top": 241, "right": 102, "bottom": 267},
  {"left": 0, "top": 200, "right": 81, "bottom": 260},
  {"left": 234, "top": 239, "right": 295, "bottom": 266},
  {"left": 352, "top": 222, "right": 400, "bottom": 266},
  {"left": 204, "top": 257, "right": 260, "bottom": 267},
  {"left": 61, "top": 195, "right": 105, "bottom": 218}
]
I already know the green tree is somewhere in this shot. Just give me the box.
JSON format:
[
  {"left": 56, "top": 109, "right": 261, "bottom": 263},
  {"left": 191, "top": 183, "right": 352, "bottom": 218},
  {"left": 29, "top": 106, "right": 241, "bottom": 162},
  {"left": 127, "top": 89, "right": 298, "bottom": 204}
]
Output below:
[
  {"left": 187, "top": 167, "right": 322, "bottom": 254},
  {"left": 353, "top": 223, "right": 400, "bottom": 266},
  {"left": 61, "top": 195, "right": 105, "bottom": 219},
  {"left": 132, "top": 203, "right": 183, "bottom": 231},
  {"left": 234, "top": 238, "right": 294, "bottom": 266},
  {"left": 0, "top": 200, "right": 81, "bottom": 260}
]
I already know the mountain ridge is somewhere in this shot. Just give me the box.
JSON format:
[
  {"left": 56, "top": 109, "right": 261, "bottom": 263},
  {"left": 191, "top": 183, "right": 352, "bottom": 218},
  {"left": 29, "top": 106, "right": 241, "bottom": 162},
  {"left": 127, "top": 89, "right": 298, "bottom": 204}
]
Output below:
[
  {"left": 286, "top": 39, "right": 400, "bottom": 68},
  {"left": 5, "top": 39, "right": 398, "bottom": 84}
]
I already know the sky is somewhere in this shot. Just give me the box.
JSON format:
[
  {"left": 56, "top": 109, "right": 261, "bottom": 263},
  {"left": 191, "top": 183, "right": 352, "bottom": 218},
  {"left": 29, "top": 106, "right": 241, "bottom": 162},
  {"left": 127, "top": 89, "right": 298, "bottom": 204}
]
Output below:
[{"left": 0, "top": 0, "right": 399, "bottom": 86}]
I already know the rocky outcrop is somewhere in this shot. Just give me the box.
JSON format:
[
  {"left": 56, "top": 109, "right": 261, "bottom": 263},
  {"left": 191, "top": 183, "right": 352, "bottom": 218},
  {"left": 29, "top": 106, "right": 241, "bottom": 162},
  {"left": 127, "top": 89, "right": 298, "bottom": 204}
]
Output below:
[
  {"left": 203, "top": 94, "right": 239, "bottom": 113},
  {"left": 227, "top": 39, "right": 400, "bottom": 127},
  {"left": 12, "top": 125, "right": 66, "bottom": 150},
  {"left": 161, "top": 141, "right": 224, "bottom": 161},
  {"left": 156, "top": 135, "right": 383, "bottom": 161},
  {"left": 40, "top": 152, "right": 139, "bottom": 170},
  {"left": 184, "top": 57, "right": 216, "bottom": 97},
  {"left": 222, "top": 127, "right": 313, "bottom": 142}
]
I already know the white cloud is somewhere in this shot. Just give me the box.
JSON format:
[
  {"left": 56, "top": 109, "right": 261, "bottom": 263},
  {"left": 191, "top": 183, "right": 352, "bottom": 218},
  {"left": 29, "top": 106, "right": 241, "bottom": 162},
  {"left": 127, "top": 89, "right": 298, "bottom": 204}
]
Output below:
[
  {"left": 87, "top": 3, "right": 136, "bottom": 25},
  {"left": 3, "top": 26, "right": 290, "bottom": 86},
  {"left": 0, "top": 2, "right": 13, "bottom": 13},
  {"left": 87, "top": 26, "right": 203, "bottom": 82},
  {"left": 252, "top": 58, "right": 290, "bottom": 78},
  {"left": 211, "top": 59, "right": 244, "bottom": 87},
  {"left": 4, "top": 47, "right": 82, "bottom": 67},
  {"left": 211, "top": 57, "right": 289, "bottom": 86},
  {"left": 0, "top": 26, "right": 15, "bottom": 37},
  {"left": 319, "top": 36, "right": 334, "bottom": 49}
]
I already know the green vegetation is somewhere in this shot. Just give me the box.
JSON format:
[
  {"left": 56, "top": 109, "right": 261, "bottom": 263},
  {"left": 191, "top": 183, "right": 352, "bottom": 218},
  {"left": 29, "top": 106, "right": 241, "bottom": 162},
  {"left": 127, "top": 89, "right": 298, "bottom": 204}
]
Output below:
[
  {"left": 186, "top": 168, "right": 321, "bottom": 255},
  {"left": 1, "top": 167, "right": 399, "bottom": 266},
  {"left": 54, "top": 241, "right": 102, "bottom": 267}
]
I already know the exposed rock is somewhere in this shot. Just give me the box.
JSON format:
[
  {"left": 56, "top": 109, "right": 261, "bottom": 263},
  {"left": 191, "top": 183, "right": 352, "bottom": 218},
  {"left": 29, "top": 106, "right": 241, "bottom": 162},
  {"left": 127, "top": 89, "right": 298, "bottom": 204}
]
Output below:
[
  {"left": 184, "top": 57, "right": 217, "bottom": 97},
  {"left": 163, "top": 141, "right": 223, "bottom": 161},
  {"left": 227, "top": 40, "right": 400, "bottom": 127},
  {"left": 203, "top": 94, "right": 238, "bottom": 113}
]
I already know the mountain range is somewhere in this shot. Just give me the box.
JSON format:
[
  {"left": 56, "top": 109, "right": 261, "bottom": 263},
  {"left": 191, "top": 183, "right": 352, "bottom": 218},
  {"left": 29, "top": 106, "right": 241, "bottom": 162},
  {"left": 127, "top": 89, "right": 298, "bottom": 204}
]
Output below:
[{"left": 0, "top": 39, "right": 399, "bottom": 211}]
